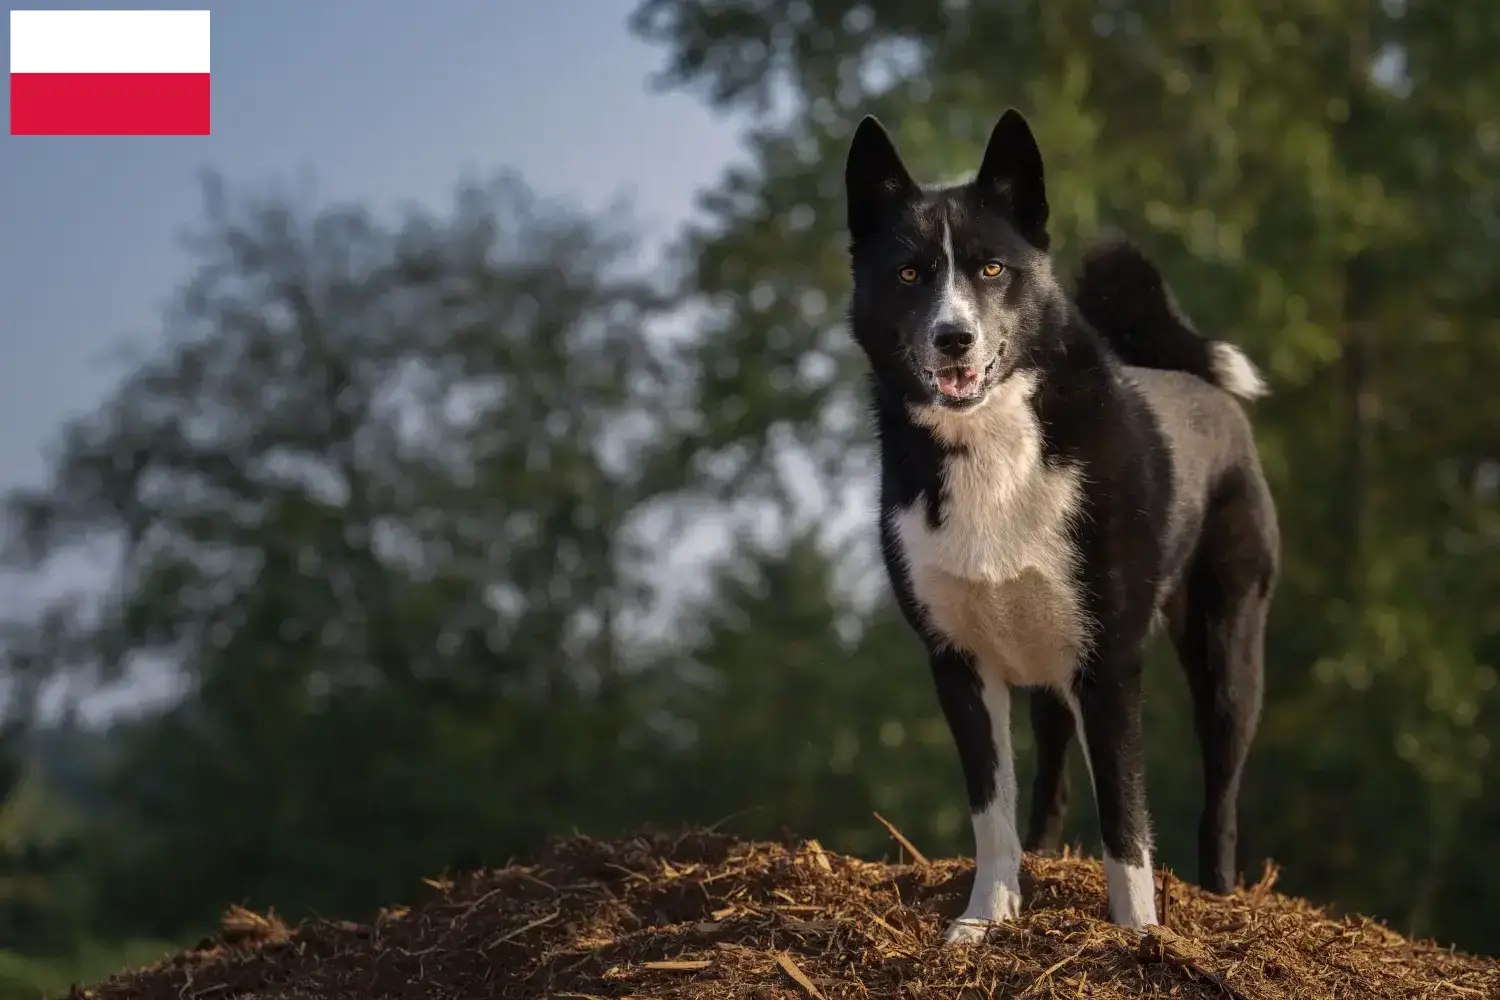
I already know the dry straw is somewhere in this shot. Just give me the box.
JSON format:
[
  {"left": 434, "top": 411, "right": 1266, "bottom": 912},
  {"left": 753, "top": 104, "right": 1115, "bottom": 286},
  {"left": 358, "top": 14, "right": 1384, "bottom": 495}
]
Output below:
[{"left": 71, "top": 824, "right": 1497, "bottom": 999}]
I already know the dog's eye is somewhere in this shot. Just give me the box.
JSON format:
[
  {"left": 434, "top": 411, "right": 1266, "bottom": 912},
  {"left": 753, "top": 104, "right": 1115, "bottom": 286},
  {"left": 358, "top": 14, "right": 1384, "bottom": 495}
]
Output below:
[
  {"left": 898, "top": 266, "right": 920, "bottom": 283},
  {"left": 980, "top": 261, "right": 1004, "bottom": 278}
]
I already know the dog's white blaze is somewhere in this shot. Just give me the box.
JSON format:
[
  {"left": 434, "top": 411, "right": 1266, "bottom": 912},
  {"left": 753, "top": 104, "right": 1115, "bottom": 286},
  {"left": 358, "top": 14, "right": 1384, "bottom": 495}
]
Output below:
[
  {"left": 933, "top": 220, "right": 978, "bottom": 331},
  {"left": 894, "top": 373, "right": 1089, "bottom": 691},
  {"left": 1066, "top": 696, "right": 1160, "bottom": 929},
  {"left": 1209, "top": 342, "right": 1269, "bottom": 400}
]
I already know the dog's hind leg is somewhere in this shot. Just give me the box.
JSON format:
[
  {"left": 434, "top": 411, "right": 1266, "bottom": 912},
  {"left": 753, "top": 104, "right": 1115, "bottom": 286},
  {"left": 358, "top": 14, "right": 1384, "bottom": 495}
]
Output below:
[
  {"left": 1023, "top": 688, "right": 1075, "bottom": 854},
  {"left": 1170, "top": 478, "right": 1275, "bottom": 895}
]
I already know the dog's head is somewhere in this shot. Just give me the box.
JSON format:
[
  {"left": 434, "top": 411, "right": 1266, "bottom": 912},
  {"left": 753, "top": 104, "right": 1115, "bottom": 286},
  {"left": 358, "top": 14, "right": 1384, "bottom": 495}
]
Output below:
[{"left": 844, "top": 109, "right": 1061, "bottom": 413}]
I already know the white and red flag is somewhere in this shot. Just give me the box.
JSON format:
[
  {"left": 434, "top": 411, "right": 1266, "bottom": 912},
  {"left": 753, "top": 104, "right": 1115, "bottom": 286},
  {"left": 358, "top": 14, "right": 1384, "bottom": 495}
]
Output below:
[{"left": 10, "top": 9, "right": 211, "bottom": 135}]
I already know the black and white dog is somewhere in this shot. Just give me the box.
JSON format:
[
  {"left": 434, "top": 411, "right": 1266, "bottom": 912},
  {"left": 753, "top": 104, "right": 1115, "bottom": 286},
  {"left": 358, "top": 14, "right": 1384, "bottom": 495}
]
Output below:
[{"left": 843, "top": 110, "right": 1279, "bottom": 942}]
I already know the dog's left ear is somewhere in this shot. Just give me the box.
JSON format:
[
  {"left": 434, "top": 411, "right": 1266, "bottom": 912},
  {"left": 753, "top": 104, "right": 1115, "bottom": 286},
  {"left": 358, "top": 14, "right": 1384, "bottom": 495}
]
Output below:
[{"left": 975, "top": 109, "right": 1048, "bottom": 243}]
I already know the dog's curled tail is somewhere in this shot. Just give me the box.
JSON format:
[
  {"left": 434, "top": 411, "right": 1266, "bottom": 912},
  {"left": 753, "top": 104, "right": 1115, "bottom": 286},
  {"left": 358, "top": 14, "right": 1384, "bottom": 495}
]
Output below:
[{"left": 1074, "top": 240, "right": 1269, "bottom": 401}]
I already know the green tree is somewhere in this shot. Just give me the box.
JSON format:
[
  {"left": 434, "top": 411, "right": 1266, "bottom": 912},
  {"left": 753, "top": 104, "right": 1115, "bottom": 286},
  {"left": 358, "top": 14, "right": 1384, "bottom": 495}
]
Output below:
[{"left": 0, "top": 173, "right": 690, "bottom": 939}]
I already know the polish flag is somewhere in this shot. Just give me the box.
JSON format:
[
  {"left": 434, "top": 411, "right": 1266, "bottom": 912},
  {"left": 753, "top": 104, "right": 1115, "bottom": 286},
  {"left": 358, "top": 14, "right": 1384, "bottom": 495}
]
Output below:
[{"left": 10, "top": 9, "right": 211, "bottom": 135}]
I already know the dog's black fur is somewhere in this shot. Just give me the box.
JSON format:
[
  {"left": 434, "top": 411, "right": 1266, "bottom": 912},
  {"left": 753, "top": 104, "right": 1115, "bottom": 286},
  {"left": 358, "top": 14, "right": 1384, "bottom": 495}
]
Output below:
[{"left": 843, "top": 110, "right": 1278, "bottom": 941}]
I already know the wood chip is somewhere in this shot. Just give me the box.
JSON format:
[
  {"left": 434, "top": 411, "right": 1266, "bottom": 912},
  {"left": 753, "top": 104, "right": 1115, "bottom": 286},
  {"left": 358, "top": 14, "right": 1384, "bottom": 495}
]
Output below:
[
  {"left": 1138, "top": 927, "right": 1250, "bottom": 1000},
  {"left": 776, "top": 951, "right": 826, "bottom": 999},
  {"left": 805, "top": 838, "right": 834, "bottom": 873},
  {"left": 867, "top": 912, "right": 905, "bottom": 940},
  {"left": 870, "top": 809, "right": 924, "bottom": 863},
  {"left": 481, "top": 908, "right": 558, "bottom": 950},
  {"left": 872, "top": 811, "right": 930, "bottom": 865},
  {"left": 642, "top": 960, "right": 712, "bottom": 971},
  {"left": 1020, "top": 941, "right": 1091, "bottom": 997}
]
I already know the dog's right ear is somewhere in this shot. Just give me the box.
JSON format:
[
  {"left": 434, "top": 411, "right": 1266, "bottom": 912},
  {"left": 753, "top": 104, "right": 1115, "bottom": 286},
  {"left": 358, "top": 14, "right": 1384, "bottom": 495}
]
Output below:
[
  {"left": 975, "top": 109, "right": 1048, "bottom": 244},
  {"left": 845, "top": 116, "right": 918, "bottom": 242}
]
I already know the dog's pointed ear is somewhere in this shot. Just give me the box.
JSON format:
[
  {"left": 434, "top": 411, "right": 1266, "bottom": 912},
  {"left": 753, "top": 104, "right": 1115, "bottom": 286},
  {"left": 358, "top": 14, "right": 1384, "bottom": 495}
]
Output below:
[
  {"left": 976, "top": 109, "right": 1048, "bottom": 242},
  {"left": 845, "top": 116, "right": 918, "bottom": 242}
]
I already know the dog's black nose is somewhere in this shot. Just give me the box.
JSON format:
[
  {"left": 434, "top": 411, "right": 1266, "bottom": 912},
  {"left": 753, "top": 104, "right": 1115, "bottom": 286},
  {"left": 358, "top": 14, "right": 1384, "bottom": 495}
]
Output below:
[{"left": 933, "top": 324, "right": 977, "bottom": 359}]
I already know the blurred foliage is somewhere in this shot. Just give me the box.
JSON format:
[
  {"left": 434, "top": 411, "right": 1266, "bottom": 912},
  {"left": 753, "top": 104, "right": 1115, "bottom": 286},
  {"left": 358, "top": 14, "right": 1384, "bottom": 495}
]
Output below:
[
  {"left": 1, "top": 3, "right": 1498, "bottom": 995},
  {"left": 0, "top": 940, "right": 178, "bottom": 1000}
]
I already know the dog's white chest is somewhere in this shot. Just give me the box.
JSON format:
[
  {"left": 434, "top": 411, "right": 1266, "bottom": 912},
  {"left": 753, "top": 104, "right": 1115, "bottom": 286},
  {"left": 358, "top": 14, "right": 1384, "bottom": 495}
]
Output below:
[{"left": 893, "top": 378, "right": 1089, "bottom": 689}]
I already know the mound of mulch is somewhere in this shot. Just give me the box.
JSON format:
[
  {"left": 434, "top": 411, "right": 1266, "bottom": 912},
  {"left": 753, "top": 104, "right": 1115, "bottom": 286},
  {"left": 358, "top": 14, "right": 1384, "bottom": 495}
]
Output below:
[{"left": 69, "top": 828, "right": 1497, "bottom": 1000}]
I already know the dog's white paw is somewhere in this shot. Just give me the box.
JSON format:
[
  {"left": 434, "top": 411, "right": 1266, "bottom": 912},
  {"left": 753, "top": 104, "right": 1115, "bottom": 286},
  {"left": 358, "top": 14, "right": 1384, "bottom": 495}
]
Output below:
[
  {"left": 1104, "top": 855, "right": 1158, "bottom": 930},
  {"left": 943, "top": 881, "right": 1022, "bottom": 946},
  {"left": 943, "top": 917, "right": 997, "bottom": 945}
]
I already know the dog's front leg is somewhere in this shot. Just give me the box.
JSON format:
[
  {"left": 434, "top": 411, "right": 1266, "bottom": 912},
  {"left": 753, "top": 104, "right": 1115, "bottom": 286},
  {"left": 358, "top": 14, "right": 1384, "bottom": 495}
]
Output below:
[
  {"left": 1069, "top": 654, "right": 1159, "bottom": 929},
  {"left": 930, "top": 647, "right": 1023, "bottom": 945}
]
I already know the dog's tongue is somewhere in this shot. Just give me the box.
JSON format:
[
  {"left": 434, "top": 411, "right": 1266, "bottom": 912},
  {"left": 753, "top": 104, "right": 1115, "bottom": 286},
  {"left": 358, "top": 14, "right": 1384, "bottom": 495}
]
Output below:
[{"left": 936, "top": 366, "right": 981, "bottom": 398}]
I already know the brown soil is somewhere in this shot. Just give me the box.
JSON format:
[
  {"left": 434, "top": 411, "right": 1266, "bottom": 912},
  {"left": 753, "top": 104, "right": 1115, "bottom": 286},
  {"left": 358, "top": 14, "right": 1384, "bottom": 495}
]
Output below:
[{"left": 68, "top": 829, "right": 1498, "bottom": 999}]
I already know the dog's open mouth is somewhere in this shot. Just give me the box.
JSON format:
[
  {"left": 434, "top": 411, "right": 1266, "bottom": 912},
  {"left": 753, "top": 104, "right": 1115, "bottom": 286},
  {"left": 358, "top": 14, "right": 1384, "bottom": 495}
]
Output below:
[{"left": 930, "top": 360, "right": 997, "bottom": 401}]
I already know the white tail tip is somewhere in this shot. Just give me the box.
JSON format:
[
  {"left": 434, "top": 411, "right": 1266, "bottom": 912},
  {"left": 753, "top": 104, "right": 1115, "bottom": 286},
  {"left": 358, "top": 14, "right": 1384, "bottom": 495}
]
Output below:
[{"left": 1210, "top": 342, "right": 1269, "bottom": 400}]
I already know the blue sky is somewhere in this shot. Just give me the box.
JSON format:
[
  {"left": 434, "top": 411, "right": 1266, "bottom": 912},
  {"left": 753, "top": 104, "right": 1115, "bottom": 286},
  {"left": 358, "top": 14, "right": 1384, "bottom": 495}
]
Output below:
[
  {"left": 1, "top": 0, "right": 743, "bottom": 493},
  {"left": 2, "top": 1, "right": 747, "bottom": 715}
]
